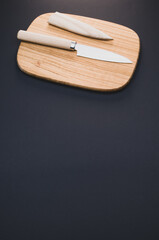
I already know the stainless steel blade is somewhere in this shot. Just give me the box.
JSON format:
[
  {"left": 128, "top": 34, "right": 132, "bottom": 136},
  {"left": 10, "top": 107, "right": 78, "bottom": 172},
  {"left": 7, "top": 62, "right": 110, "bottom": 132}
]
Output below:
[{"left": 75, "top": 44, "right": 132, "bottom": 63}]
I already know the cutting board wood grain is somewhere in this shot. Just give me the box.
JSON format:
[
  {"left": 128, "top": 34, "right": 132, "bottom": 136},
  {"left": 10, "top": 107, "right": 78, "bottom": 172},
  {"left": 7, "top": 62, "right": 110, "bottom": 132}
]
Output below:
[{"left": 17, "top": 13, "right": 140, "bottom": 91}]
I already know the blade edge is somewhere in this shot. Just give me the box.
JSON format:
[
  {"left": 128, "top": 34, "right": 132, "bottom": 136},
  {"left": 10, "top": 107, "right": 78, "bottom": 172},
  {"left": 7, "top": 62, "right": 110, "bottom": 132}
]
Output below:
[{"left": 75, "top": 44, "right": 132, "bottom": 64}]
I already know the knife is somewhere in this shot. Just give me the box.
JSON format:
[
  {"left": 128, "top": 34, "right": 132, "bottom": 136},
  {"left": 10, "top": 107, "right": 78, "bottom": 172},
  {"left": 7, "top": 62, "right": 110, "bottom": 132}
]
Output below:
[{"left": 17, "top": 30, "right": 132, "bottom": 64}]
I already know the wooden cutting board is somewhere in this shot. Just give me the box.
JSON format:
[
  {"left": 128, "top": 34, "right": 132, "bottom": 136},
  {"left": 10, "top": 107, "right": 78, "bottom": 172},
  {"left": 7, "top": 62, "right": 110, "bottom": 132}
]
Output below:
[{"left": 17, "top": 13, "right": 140, "bottom": 91}]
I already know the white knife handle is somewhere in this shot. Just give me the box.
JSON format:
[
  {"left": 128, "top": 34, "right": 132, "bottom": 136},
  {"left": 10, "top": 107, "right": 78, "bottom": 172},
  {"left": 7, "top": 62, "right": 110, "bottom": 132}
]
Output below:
[{"left": 17, "top": 30, "right": 76, "bottom": 50}]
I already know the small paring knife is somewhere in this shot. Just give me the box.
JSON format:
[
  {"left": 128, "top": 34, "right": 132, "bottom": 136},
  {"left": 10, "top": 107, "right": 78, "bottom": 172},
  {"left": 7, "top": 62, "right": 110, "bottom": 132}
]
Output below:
[{"left": 17, "top": 30, "right": 132, "bottom": 64}]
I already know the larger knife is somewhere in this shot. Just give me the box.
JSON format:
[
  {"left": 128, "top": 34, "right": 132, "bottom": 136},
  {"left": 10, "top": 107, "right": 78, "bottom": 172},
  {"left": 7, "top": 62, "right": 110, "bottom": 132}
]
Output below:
[{"left": 17, "top": 30, "right": 132, "bottom": 64}]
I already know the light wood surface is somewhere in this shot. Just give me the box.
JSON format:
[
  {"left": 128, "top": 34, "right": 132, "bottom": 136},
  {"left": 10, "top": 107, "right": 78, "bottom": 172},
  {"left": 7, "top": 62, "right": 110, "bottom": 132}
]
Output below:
[{"left": 17, "top": 13, "right": 140, "bottom": 91}]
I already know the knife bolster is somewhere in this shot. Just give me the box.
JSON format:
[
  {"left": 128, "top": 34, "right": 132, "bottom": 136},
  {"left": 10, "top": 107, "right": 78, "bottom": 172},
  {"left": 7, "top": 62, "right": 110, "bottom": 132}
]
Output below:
[{"left": 70, "top": 41, "right": 77, "bottom": 50}]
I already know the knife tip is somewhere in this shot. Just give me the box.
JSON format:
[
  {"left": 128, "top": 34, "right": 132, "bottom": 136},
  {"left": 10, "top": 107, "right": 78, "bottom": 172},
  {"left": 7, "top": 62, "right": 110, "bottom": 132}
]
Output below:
[{"left": 127, "top": 59, "right": 133, "bottom": 64}]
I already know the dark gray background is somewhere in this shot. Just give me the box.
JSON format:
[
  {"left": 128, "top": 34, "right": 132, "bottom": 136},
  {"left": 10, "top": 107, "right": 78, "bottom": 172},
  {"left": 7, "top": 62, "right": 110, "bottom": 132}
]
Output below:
[{"left": 1, "top": 0, "right": 159, "bottom": 239}]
